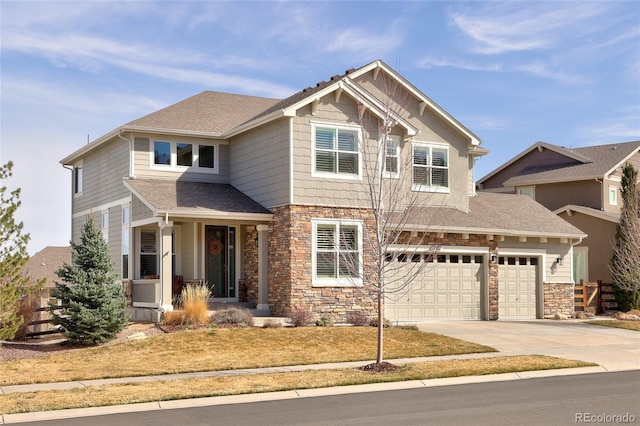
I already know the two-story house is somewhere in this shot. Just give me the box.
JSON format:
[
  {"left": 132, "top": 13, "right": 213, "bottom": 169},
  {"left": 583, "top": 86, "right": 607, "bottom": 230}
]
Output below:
[
  {"left": 61, "top": 60, "right": 585, "bottom": 323},
  {"left": 477, "top": 140, "right": 640, "bottom": 287}
]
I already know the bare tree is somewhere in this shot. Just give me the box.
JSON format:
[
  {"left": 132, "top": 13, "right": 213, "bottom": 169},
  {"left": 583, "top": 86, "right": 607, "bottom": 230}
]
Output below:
[
  {"left": 610, "top": 162, "right": 640, "bottom": 311},
  {"left": 338, "top": 72, "right": 444, "bottom": 367}
]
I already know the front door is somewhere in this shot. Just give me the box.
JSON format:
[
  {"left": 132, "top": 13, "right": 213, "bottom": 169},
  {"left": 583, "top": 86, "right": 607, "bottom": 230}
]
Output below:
[{"left": 205, "top": 226, "right": 236, "bottom": 298}]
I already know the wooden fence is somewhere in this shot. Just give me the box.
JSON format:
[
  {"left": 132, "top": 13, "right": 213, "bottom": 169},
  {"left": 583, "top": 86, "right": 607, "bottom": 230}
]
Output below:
[{"left": 574, "top": 280, "right": 618, "bottom": 314}]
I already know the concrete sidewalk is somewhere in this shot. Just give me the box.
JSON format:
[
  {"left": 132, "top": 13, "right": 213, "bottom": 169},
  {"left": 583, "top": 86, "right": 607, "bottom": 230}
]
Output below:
[{"left": 1, "top": 320, "right": 638, "bottom": 424}]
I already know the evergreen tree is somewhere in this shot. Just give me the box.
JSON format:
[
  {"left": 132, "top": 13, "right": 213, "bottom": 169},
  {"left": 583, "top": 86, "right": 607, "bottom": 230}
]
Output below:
[
  {"left": 0, "top": 161, "right": 43, "bottom": 340},
  {"left": 610, "top": 162, "right": 640, "bottom": 311},
  {"left": 52, "top": 218, "right": 128, "bottom": 345}
]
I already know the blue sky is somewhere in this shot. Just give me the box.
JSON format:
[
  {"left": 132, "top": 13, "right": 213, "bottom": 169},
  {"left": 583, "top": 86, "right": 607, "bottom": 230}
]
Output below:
[{"left": 1, "top": 1, "right": 639, "bottom": 254}]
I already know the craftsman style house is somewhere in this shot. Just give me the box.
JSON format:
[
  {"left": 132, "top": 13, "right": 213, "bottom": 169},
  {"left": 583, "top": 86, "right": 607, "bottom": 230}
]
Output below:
[
  {"left": 61, "top": 60, "right": 585, "bottom": 323},
  {"left": 477, "top": 141, "right": 640, "bottom": 288}
]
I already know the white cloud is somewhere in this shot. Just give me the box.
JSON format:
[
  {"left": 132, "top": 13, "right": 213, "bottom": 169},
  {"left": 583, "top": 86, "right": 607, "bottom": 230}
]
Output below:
[
  {"left": 577, "top": 106, "right": 640, "bottom": 143},
  {"left": 450, "top": 2, "right": 617, "bottom": 55}
]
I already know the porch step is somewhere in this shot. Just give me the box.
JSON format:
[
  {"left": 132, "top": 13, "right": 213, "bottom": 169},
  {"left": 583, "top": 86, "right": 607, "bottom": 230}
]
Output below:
[{"left": 207, "top": 302, "right": 257, "bottom": 311}]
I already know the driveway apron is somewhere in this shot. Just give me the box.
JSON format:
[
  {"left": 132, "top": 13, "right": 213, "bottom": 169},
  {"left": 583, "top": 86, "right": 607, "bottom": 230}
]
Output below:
[{"left": 418, "top": 320, "right": 640, "bottom": 372}]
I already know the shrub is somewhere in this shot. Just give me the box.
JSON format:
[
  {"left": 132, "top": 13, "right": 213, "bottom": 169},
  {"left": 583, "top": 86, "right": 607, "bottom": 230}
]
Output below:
[
  {"left": 181, "top": 283, "right": 211, "bottom": 325},
  {"left": 262, "top": 319, "right": 282, "bottom": 328},
  {"left": 315, "top": 315, "right": 334, "bottom": 327},
  {"left": 346, "top": 311, "right": 370, "bottom": 326},
  {"left": 397, "top": 324, "right": 419, "bottom": 331},
  {"left": 209, "top": 307, "right": 253, "bottom": 327},
  {"left": 162, "top": 310, "right": 185, "bottom": 325},
  {"left": 288, "top": 308, "right": 314, "bottom": 327},
  {"left": 369, "top": 317, "right": 392, "bottom": 328}
]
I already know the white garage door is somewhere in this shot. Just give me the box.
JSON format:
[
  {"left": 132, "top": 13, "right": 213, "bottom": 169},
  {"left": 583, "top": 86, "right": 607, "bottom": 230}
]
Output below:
[
  {"left": 498, "top": 256, "right": 538, "bottom": 319},
  {"left": 385, "top": 253, "right": 483, "bottom": 322}
]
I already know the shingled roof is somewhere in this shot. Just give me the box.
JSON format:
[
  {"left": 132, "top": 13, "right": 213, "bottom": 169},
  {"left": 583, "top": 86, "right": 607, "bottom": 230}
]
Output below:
[
  {"left": 124, "top": 179, "right": 272, "bottom": 219},
  {"left": 399, "top": 192, "right": 585, "bottom": 238},
  {"left": 23, "top": 246, "right": 71, "bottom": 288},
  {"left": 501, "top": 141, "right": 640, "bottom": 186},
  {"left": 127, "top": 91, "right": 281, "bottom": 135}
]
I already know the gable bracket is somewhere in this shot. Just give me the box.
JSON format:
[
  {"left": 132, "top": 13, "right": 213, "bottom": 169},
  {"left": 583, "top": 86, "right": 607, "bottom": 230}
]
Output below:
[
  {"left": 335, "top": 88, "right": 343, "bottom": 103},
  {"left": 310, "top": 99, "right": 319, "bottom": 116},
  {"left": 419, "top": 101, "right": 427, "bottom": 116}
]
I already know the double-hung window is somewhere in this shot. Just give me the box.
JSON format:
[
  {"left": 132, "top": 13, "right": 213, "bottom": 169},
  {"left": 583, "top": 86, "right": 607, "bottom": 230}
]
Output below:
[
  {"left": 151, "top": 140, "right": 218, "bottom": 173},
  {"left": 384, "top": 135, "right": 400, "bottom": 178},
  {"left": 608, "top": 185, "right": 618, "bottom": 206},
  {"left": 412, "top": 142, "right": 449, "bottom": 192},
  {"left": 139, "top": 229, "right": 158, "bottom": 279},
  {"left": 312, "top": 219, "right": 363, "bottom": 286},
  {"left": 101, "top": 211, "right": 109, "bottom": 243},
  {"left": 122, "top": 206, "right": 130, "bottom": 279},
  {"left": 313, "top": 124, "right": 360, "bottom": 178},
  {"left": 73, "top": 162, "right": 83, "bottom": 195}
]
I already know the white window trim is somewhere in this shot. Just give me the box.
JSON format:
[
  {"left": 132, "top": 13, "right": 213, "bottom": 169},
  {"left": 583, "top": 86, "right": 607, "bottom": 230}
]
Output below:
[
  {"left": 137, "top": 227, "right": 159, "bottom": 279},
  {"left": 411, "top": 141, "right": 450, "bottom": 193},
  {"left": 73, "top": 160, "right": 83, "bottom": 197},
  {"left": 383, "top": 135, "right": 400, "bottom": 179},
  {"left": 149, "top": 140, "right": 219, "bottom": 174},
  {"left": 311, "top": 218, "right": 363, "bottom": 287},
  {"left": 608, "top": 185, "right": 617, "bottom": 205},
  {"left": 311, "top": 122, "right": 362, "bottom": 180}
]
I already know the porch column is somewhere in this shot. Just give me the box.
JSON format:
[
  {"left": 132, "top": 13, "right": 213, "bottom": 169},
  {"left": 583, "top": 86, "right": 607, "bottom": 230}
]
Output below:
[
  {"left": 160, "top": 222, "right": 173, "bottom": 311},
  {"left": 256, "top": 224, "right": 270, "bottom": 313}
]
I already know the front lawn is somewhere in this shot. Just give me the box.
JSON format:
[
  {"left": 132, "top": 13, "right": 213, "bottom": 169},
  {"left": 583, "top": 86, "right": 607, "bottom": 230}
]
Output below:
[{"left": 0, "top": 327, "right": 495, "bottom": 386}]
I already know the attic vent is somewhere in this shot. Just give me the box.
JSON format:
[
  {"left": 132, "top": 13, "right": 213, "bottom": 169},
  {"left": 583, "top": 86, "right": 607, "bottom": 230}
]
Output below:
[
  {"left": 316, "top": 81, "right": 326, "bottom": 87},
  {"left": 330, "top": 74, "right": 341, "bottom": 81},
  {"left": 302, "top": 87, "right": 313, "bottom": 93},
  {"left": 345, "top": 68, "right": 355, "bottom": 74},
  {"left": 611, "top": 146, "right": 617, "bottom": 150}
]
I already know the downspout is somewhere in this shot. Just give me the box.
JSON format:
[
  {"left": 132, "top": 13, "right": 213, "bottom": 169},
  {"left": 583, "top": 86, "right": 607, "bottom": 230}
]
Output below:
[{"left": 117, "top": 128, "right": 135, "bottom": 179}]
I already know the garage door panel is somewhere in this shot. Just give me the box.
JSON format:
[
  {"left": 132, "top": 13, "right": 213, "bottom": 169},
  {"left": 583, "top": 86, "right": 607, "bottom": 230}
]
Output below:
[
  {"left": 385, "top": 253, "right": 483, "bottom": 321},
  {"left": 498, "top": 256, "right": 538, "bottom": 319}
]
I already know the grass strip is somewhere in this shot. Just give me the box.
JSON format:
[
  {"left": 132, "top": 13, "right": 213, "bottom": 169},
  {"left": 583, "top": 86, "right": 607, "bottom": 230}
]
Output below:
[
  {"left": 585, "top": 320, "right": 640, "bottom": 332},
  {"left": 0, "top": 355, "right": 594, "bottom": 415}
]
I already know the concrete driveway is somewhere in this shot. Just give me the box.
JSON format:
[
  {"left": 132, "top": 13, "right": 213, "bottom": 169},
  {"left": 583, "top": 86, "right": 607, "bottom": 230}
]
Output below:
[{"left": 418, "top": 320, "right": 640, "bottom": 372}]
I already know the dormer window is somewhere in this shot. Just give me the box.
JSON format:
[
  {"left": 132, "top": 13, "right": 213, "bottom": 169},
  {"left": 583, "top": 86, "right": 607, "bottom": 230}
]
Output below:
[{"left": 151, "top": 140, "right": 218, "bottom": 173}]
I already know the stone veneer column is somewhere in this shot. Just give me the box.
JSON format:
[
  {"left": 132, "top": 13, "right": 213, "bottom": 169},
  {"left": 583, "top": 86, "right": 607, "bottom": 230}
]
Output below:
[{"left": 256, "top": 224, "right": 270, "bottom": 313}]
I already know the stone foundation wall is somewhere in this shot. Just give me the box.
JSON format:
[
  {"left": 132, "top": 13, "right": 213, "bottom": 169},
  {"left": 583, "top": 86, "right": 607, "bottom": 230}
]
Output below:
[{"left": 544, "top": 282, "right": 574, "bottom": 318}]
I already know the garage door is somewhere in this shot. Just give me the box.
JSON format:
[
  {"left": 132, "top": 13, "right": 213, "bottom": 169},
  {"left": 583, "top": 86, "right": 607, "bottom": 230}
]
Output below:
[
  {"left": 498, "top": 256, "right": 538, "bottom": 319},
  {"left": 385, "top": 253, "right": 483, "bottom": 322}
]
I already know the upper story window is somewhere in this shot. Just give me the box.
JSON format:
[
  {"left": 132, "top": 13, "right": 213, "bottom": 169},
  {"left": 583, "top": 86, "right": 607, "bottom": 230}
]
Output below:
[
  {"left": 101, "top": 211, "right": 109, "bottom": 243},
  {"left": 384, "top": 136, "right": 400, "bottom": 178},
  {"left": 518, "top": 187, "right": 535, "bottom": 199},
  {"left": 312, "top": 219, "right": 363, "bottom": 287},
  {"left": 73, "top": 162, "right": 83, "bottom": 195},
  {"left": 412, "top": 142, "right": 449, "bottom": 192},
  {"left": 151, "top": 140, "right": 218, "bottom": 173},
  {"left": 312, "top": 124, "right": 361, "bottom": 179},
  {"left": 608, "top": 185, "right": 618, "bottom": 205}
]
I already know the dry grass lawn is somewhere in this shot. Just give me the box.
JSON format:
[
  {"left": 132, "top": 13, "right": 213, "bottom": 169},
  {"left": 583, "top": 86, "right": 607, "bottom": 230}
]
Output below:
[
  {"left": 0, "top": 355, "right": 594, "bottom": 415},
  {"left": 586, "top": 320, "right": 640, "bottom": 332},
  {"left": 1, "top": 327, "right": 495, "bottom": 386}
]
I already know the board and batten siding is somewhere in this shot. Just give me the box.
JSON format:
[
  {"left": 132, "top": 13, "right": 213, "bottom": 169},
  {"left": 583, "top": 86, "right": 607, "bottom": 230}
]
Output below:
[
  {"left": 132, "top": 136, "right": 230, "bottom": 183},
  {"left": 72, "top": 139, "right": 130, "bottom": 214},
  {"left": 229, "top": 119, "right": 290, "bottom": 208}
]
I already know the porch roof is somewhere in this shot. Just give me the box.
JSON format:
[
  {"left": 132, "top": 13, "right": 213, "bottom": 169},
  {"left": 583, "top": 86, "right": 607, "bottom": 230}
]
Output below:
[{"left": 124, "top": 179, "right": 273, "bottom": 221}]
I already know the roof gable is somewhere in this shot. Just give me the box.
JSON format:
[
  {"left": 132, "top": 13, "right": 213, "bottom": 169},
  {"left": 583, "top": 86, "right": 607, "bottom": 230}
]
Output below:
[{"left": 479, "top": 140, "right": 640, "bottom": 187}]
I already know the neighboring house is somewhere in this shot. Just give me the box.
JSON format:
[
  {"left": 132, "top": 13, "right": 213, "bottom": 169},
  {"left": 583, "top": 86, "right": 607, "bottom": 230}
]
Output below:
[
  {"left": 477, "top": 140, "right": 640, "bottom": 287},
  {"left": 61, "top": 60, "right": 585, "bottom": 323},
  {"left": 24, "top": 246, "right": 72, "bottom": 291}
]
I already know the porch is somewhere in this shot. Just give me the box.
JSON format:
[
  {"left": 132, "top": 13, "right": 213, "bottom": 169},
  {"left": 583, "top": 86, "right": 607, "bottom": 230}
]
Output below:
[{"left": 123, "top": 178, "right": 274, "bottom": 318}]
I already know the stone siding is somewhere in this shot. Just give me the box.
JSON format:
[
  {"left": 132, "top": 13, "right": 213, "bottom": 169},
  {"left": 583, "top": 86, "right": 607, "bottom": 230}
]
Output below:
[
  {"left": 267, "top": 205, "right": 502, "bottom": 322},
  {"left": 241, "top": 225, "right": 259, "bottom": 304},
  {"left": 544, "top": 282, "right": 574, "bottom": 318}
]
